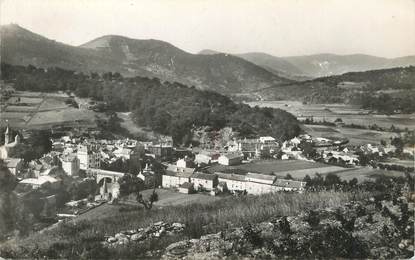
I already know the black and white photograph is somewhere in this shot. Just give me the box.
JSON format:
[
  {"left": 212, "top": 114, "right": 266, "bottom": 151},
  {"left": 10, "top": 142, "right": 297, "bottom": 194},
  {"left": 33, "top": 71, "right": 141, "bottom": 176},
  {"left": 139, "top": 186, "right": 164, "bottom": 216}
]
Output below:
[{"left": 0, "top": 0, "right": 414, "bottom": 259}]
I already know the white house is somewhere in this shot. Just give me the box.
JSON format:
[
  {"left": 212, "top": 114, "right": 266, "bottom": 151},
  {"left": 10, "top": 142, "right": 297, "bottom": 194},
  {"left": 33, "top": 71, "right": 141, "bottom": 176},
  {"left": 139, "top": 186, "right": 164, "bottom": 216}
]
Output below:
[
  {"left": 259, "top": 136, "right": 276, "bottom": 144},
  {"left": 218, "top": 153, "right": 244, "bottom": 166},
  {"left": 113, "top": 147, "right": 132, "bottom": 160},
  {"left": 162, "top": 171, "right": 194, "bottom": 188},
  {"left": 216, "top": 172, "right": 247, "bottom": 192},
  {"left": 60, "top": 154, "right": 80, "bottom": 176},
  {"left": 77, "top": 145, "right": 101, "bottom": 170}
]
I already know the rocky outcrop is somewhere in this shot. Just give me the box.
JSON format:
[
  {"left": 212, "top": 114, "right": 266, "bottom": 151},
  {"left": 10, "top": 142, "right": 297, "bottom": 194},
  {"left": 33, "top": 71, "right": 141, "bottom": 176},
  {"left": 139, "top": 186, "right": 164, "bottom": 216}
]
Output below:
[
  {"left": 102, "top": 221, "right": 185, "bottom": 247},
  {"left": 162, "top": 197, "right": 414, "bottom": 259}
]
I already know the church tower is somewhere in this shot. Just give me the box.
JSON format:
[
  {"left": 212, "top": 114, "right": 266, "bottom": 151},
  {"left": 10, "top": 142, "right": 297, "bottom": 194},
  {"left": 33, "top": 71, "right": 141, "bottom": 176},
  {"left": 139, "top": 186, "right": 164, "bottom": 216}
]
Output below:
[{"left": 4, "top": 125, "right": 11, "bottom": 145}]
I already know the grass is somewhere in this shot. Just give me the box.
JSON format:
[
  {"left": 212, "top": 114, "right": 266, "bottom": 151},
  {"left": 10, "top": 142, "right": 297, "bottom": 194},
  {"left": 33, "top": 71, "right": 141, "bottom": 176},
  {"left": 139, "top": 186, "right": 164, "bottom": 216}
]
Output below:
[
  {"left": 0, "top": 191, "right": 371, "bottom": 258},
  {"left": 207, "top": 160, "right": 333, "bottom": 175}
]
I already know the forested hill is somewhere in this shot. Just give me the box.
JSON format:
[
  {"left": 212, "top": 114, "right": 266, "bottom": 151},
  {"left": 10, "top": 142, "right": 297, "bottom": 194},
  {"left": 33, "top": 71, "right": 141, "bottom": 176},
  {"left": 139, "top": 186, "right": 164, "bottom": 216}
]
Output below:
[
  {"left": 258, "top": 66, "right": 415, "bottom": 114},
  {"left": 0, "top": 24, "right": 291, "bottom": 96},
  {"left": 1, "top": 63, "right": 301, "bottom": 144}
]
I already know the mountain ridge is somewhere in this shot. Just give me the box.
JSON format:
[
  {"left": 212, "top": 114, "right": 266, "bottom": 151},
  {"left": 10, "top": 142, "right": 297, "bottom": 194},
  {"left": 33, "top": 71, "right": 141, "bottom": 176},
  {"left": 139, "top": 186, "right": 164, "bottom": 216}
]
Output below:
[
  {"left": 0, "top": 24, "right": 291, "bottom": 95},
  {"left": 199, "top": 49, "right": 415, "bottom": 78}
]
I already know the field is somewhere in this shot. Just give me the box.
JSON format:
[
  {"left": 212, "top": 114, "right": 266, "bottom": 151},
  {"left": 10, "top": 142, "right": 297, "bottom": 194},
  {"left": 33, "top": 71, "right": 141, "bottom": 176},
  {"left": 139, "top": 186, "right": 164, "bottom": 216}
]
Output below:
[
  {"left": 205, "top": 159, "right": 411, "bottom": 183},
  {"left": 206, "top": 159, "right": 343, "bottom": 175},
  {"left": 247, "top": 100, "right": 415, "bottom": 129},
  {"left": 304, "top": 124, "right": 399, "bottom": 145},
  {"left": 0, "top": 91, "right": 97, "bottom": 129},
  {"left": 140, "top": 188, "right": 221, "bottom": 207}
]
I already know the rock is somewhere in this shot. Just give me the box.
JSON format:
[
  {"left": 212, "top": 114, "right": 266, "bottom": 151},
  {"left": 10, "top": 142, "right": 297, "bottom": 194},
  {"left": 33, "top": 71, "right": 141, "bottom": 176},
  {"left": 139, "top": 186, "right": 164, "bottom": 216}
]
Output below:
[
  {"left": 131, "top": 233, "right": 146, "bottom": 241},
  {"left": 165, "top": 240, "right": 192, "bottom": 257},
  {"left": 115, "top": 233, "right": 128, "bottom": 240},
  {"left": 107, "top": 237, "right": 117, "bottom": 243},
  {"left": 172, "top": 222, "right": 186, "bottom": 229},
  {"left": 154, "top": 221, "right": 164, "bottom": 226}
]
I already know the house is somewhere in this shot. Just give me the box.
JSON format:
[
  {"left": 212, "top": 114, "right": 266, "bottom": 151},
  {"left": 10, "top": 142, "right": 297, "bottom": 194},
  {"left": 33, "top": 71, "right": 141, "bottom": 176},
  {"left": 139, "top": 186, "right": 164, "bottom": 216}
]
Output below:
[
  {"left": 259, "top": 136, "right": 276, "bottom": 144},
  {"left": 77, "top": 145, "right": 101, "bottom": 170},
  {"left": 237, "top": 138, "right": 261, "bottom": 158},
  {"left": 60, "top": 154, "right": 80, "bottom": 176},
  {"left": 195, "top": 153, "right": 212, "bottom": 165},
  {"left": 5, "top": 158, "right": 23, "bottom": 175},
  {"left": 176, "top": 157, "right": 195, "bottom": 168},
  {"left": 218, "top": 153, "right": 244, "bottom": 166},
  {"left": 190, "top": 172, "right": 218, "bottom": 191},
  {"left": 147, "top": 143, "right": 173, "bottom": 159},
  {"left": 178, "top": 182, "right": 194, "bottom": 194},
  {"left": 19, "top": 175, "right": 61, "bottom": 190},
  {"left": 273, "top": 179, "right": 306, "bottom": 192},
  {"left": 163, "top": 171, "right": 194, "bottom": 188},
  {"left": 113, "top": 147, "right": 132, "bottom": 160},
  {"left": 162, "top": 164, "right": 195, "bottom": 188},
  {"left": 216, "top": 172, "right": 246, "bottom": 192}
]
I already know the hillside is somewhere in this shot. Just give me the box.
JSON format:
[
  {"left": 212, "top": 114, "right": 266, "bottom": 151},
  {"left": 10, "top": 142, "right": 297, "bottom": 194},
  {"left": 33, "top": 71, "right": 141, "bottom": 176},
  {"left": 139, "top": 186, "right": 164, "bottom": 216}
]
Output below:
[
  {"left": 257, "top": 66, "right": 415, "bottom": 113},
  {"left": 1, "top": 63, "right": 301, "bottom": 143},
  {"left": 0, "top": 24, "right": 291, "bottom": 95},
  {"left": 199, "top": 49, "right": 415, "bottom": 78}
]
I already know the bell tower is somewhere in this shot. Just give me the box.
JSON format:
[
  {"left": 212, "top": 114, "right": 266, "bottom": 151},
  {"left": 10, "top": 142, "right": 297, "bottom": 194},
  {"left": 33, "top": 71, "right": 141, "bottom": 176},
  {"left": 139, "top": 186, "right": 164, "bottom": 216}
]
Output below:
[{"left": 4, "top": 125, "right": 11, "bottom": 145}]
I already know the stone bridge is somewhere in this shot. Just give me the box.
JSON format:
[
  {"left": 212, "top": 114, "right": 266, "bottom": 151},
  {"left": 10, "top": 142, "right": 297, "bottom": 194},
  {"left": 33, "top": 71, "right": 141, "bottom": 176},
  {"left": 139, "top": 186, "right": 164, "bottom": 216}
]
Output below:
[{"left": 88, "top": 168, "right": 125, "bottom": 200}]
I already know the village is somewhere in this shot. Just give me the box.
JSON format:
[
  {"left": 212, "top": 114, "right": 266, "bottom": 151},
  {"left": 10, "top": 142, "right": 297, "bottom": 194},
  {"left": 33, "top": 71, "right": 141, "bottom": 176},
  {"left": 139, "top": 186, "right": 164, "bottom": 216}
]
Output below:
[{"left": 1, "top": 113, "right": 413, "bottom": 232}]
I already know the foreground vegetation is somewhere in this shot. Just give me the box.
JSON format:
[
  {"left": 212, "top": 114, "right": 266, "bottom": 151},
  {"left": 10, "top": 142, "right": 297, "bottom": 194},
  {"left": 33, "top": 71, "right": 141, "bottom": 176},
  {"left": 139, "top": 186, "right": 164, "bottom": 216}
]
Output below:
[{"left": 0, "top": 192, "right": 369, "bottom": 259}]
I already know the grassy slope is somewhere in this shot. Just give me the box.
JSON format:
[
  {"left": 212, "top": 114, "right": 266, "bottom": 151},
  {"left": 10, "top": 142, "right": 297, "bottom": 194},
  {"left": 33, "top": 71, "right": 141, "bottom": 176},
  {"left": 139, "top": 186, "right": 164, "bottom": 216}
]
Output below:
[{"left": 0, "top": 191, "right": 370, "bottom": 258}]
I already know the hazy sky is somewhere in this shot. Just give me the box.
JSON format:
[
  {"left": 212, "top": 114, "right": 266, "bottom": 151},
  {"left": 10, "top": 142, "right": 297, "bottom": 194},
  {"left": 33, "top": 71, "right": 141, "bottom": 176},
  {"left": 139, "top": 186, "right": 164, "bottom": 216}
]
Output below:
[{"left": 1, "top": 0, "right": 414, "bottom": 58}]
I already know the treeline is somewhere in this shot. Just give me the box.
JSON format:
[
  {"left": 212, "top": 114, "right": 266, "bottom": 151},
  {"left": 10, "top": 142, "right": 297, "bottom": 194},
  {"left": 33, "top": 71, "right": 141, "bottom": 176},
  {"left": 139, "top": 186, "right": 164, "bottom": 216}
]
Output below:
[
  {"left": 261, "top": 66, "right": 415, "bottom": 113},
  {"left": 1, "top": 63, "right": 301, "bottom": 144}
]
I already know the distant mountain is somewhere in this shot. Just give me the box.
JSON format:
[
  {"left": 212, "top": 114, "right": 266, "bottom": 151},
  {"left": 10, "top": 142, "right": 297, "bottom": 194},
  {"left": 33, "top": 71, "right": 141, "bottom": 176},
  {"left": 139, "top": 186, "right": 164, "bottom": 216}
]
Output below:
[
  {"left": 1, "top": 24, "right": 291, "bottom": 95},
  {"left": 282, "top": 53, "right": 415, "bottom": 78},
  {"left": 200, "top": 49, "right": 415, "bottom": 78},
  {"left": 199, "top": 50, "right": 309, "bottom": 81}
]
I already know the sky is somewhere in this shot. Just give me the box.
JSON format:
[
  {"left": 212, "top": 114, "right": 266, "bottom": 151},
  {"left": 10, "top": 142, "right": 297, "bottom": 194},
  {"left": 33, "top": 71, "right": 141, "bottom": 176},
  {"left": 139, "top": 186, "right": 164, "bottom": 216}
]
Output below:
[{"left": 1, "top": 0, "right": 414, "bottom": 58}]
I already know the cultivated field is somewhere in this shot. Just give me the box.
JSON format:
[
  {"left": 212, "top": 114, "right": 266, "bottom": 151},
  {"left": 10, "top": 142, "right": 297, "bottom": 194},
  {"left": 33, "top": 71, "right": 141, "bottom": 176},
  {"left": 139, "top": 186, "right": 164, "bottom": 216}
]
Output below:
[
  {"left": 206, "top": 159, "right": 342, "bottom": 175},
  {"left": 0, "top": 91, "right": 97, "bottom": 129},
  {"left": 304, "top": 124, "right": 399, "bottom": 145},
  {"left": 247, "top": 100, "right": 415, "bottom": 129}
]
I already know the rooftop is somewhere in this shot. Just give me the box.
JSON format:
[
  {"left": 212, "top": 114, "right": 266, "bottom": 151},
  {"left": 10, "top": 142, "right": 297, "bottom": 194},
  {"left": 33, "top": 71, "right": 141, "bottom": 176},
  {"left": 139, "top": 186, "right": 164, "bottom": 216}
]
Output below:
[{"left": 191, "top": 172, "right": 218, "bottom": 181}]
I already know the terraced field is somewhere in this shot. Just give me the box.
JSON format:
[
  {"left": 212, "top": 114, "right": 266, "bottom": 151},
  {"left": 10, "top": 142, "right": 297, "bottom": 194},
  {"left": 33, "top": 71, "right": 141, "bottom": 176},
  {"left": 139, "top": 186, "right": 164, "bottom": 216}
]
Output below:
[
  {"left": 248, "top": 100, "right": 415, "bottom": 129},
  {"left": 0, "top": 91, "right": 97, "bottom": 129}
]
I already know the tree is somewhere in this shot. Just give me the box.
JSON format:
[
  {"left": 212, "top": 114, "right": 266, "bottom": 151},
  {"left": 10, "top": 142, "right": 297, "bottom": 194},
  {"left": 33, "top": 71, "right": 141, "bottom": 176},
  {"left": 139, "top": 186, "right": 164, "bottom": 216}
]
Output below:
[
  {"left": 284, "top": 174, "right": 293, "bottom": 180},
  {"left": 325, "top": 173, "right": 341, "bottom": 188},
  {"left": 391, "top": 137, "right": 404, "bottom": 154},
  {"left": 299, "top": 141, "right": 317, "bottom": 158},
  {"left": 0, "top": 160, "right": 18, "bottom": 238}
]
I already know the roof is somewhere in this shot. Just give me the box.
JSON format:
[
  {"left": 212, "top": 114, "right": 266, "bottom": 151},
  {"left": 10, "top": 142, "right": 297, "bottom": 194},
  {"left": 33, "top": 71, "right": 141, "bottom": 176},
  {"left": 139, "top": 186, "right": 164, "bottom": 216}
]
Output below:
[
  {"left": 215, "top": 172, "right": 246, "bottom": 182},
  {"left": 273, "top": 179, "right": 306, "bottom": 189},
  {"left": 220, "top": 153, "right": 243, "bottom": 160},
  {"left": 88, "top": 168, "right": 125, "bottom": 177},
  {"left": 166, "top": 164, "right": 195, "bottom": 175},
  {"left": 19, "top": 175, "right": 59, "bottom": 186},
  {"left": 191, "top": 172, "right": 218, "bottom": 181},
  {"left": 246, "top": 172, "right": 276, "bottom": 182},
  {"left": 179, "top": 182, "right": 194, "bottom": 189}
]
